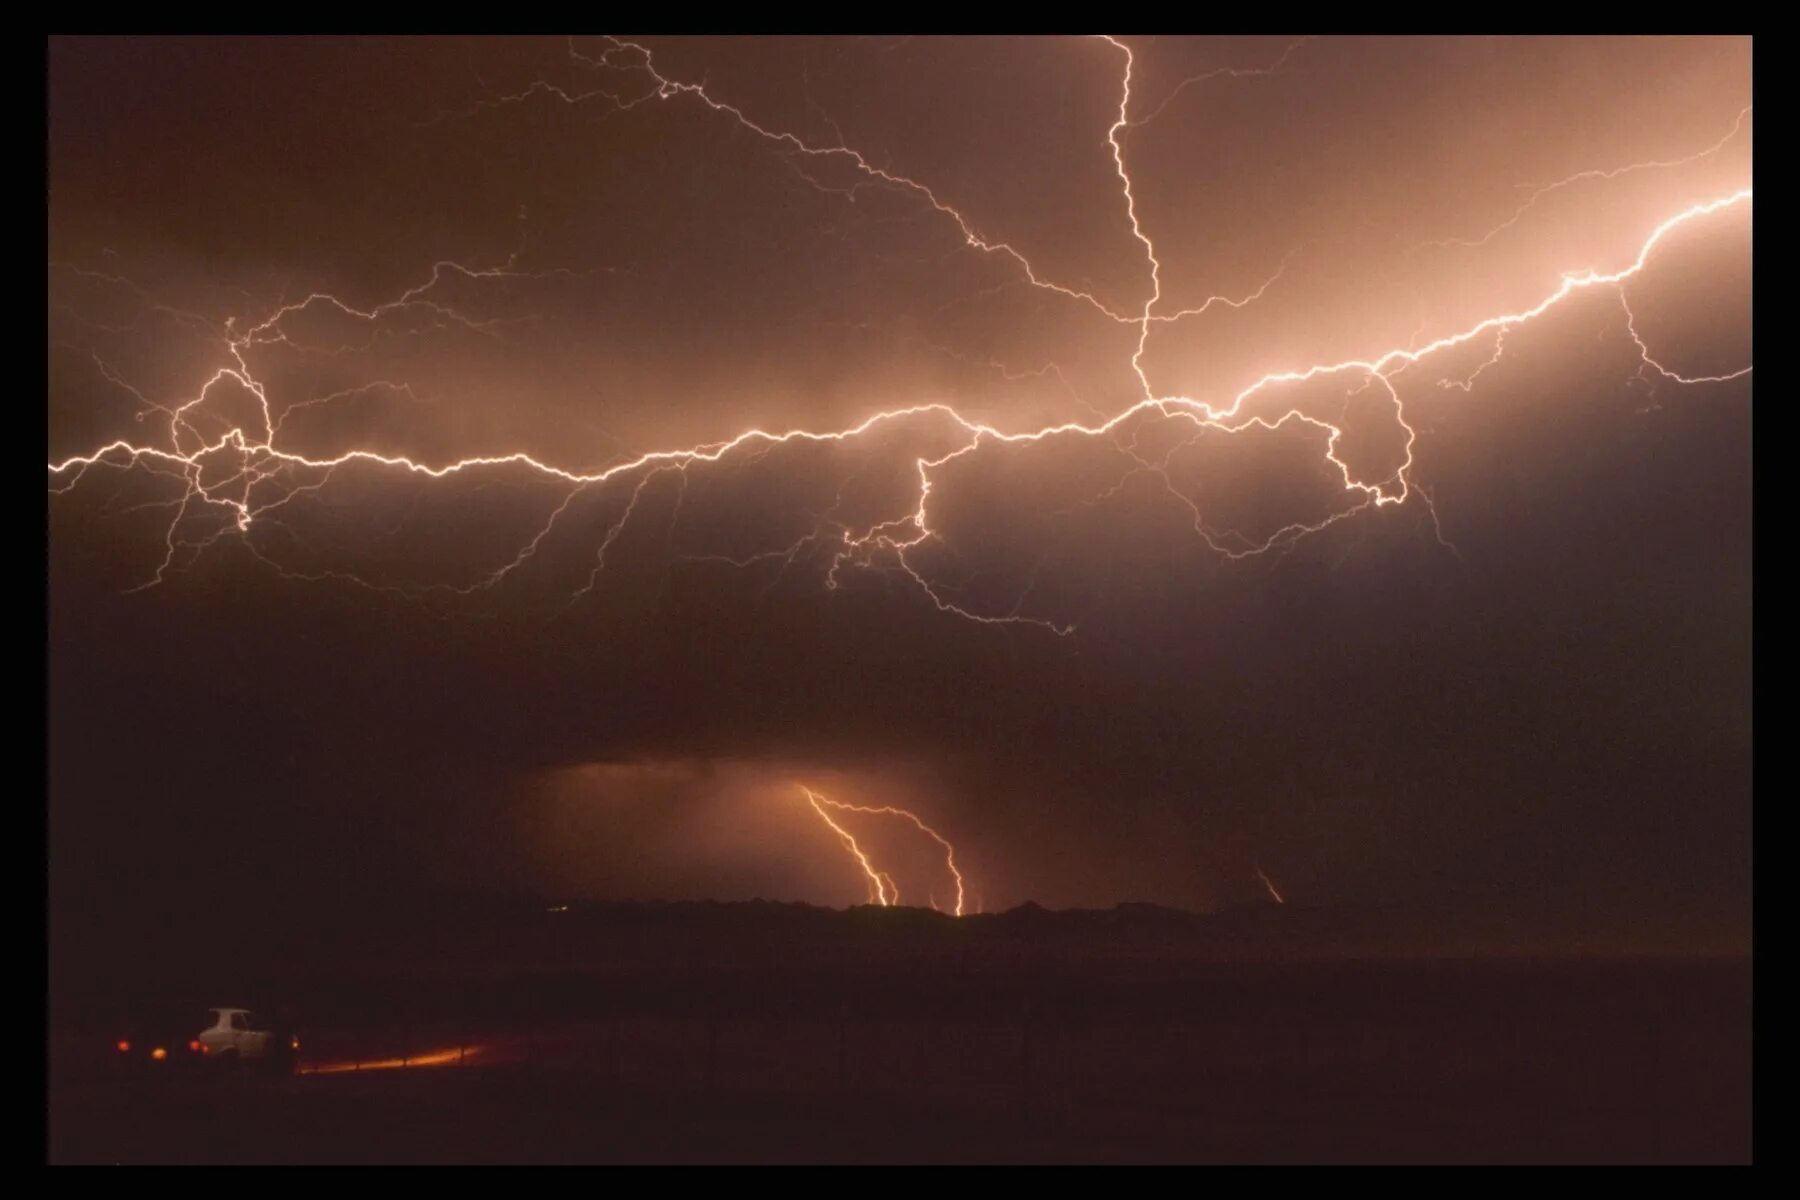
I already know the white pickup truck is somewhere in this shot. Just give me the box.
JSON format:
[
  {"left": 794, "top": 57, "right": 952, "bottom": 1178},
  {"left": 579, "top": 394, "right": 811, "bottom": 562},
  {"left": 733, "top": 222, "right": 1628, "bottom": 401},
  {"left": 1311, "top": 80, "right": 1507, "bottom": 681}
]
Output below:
[{"left": 196, "top": 1007, "right": 299, "bottom": 1071}]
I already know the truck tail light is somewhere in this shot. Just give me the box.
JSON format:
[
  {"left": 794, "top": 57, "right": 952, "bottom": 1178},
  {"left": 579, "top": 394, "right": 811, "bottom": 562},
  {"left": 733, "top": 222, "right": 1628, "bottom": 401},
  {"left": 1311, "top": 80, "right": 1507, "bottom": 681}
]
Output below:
[{"left": 116, "top": 1040, "right": 130, "bottom": 1053}]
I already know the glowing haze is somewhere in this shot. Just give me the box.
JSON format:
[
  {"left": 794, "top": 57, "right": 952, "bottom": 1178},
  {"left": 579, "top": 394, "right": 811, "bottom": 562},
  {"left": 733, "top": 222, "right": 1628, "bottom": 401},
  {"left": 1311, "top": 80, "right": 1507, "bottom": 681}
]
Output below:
[{"left": 48, "top": 37, "right": 1751, "bottom": 924}]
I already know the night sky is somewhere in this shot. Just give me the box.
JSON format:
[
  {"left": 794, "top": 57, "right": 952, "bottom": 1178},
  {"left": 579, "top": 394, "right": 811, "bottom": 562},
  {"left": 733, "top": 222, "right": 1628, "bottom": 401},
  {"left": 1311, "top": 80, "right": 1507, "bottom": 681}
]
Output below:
[{"left": 48, "top": 36, "right": 1751, "bottom": 936}]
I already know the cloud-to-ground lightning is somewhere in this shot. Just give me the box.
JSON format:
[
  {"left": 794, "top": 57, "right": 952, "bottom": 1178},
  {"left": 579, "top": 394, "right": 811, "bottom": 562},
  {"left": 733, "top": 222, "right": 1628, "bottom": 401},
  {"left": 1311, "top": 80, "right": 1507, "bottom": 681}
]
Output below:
[
  {"left": 50, "top": 36, "right": 1751, "bottom": 642},
  {"left": 1254, "top": 867, "right": 1285, "bottom": 905},
  {"left": 802, "top": 787, "right": 968, "bottom": 916},
  {"left": 803, "top": 787, "right": 900, "bottom": 907}
]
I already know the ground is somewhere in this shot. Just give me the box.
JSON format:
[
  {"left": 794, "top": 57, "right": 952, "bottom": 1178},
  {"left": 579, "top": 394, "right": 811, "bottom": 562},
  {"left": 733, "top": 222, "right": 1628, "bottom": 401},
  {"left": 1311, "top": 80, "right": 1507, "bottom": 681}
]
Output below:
[{"left": 49, "top": 951, "right": 1750, "bottom": 1163}]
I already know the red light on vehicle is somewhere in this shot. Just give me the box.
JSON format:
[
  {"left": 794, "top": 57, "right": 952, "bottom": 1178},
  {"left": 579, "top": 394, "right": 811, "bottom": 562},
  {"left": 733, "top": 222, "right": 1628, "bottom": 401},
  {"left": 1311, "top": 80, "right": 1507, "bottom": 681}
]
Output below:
[
  {"left": 151, "top": 1047, "right": 168, "bottom": 1061},
  {"left": 115, "top": 1040, "right": 131, "bottom": 1053},
  {"left": 188, "top": 1040, "right": 203, "bottom": 1053}
]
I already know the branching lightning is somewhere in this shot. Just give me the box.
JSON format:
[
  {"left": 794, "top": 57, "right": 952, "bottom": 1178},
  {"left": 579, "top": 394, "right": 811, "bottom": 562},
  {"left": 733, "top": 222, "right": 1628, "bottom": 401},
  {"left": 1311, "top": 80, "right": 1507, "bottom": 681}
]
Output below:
[
  {"left": 802, "top": 787, "right": 967, "bottom": 916},
  {"left": 1128, "top": 36, "right": 1314, "bottom": 128},
  {"left": 50, "top": 36, "right": 1751, "bottom": 640},
  {"left": 1412, "top": 105, "right": 1752, "bottom": 254}
]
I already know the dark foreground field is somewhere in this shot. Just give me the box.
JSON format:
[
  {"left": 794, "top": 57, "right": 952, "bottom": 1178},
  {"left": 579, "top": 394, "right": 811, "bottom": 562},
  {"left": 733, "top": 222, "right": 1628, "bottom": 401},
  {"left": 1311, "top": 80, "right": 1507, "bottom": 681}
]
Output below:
[{"left": 49, "top": 903, "right": 1751, "bottom": 1163}]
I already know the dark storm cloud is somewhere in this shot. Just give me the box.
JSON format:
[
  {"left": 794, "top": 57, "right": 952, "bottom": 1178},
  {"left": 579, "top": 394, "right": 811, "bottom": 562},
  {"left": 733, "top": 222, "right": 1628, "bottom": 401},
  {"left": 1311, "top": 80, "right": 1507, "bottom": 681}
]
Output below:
[{"left": 48, "top": 36, "right": 1750, "bottom": 930}]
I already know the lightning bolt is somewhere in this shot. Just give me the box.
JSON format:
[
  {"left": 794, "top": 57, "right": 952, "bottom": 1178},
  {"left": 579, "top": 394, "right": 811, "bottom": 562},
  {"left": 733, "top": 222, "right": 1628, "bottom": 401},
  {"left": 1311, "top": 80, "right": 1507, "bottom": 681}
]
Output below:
[
  {"left": 1129, "top": 35, "right": 1314, "bottom": 128},
  {"left": 1413, "top": 104, "right": 1752, "bottom": 254},
  {"left": 802, "top": 787, "right": 967, "bottom": 916},
  {"left": 802, "top": 787, "right": 899, "bottom": 907},
  {"left": 1619, "top": 289, "right": 1753, "bottom": 386},
  {"left": 49, "top": 37, "right": 1751, "bottom": 640},
  {"left": 1254, "top": 867, "right": 1285, "bottom": 905}
]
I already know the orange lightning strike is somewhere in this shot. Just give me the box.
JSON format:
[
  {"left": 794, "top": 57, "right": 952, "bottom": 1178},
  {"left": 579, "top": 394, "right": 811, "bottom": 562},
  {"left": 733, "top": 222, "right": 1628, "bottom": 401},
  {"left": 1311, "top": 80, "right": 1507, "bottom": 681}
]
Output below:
[
  {"left": 803, "top": 786, "right": 899, "bottom": 907},
  {"left": 801, "top": 787, "right": 968, "bottom": 916},
  {"left": 48, "top": 37, "right": 1751, "bottom": 637},
  {"left": 1412, "top": 104, "right": 1753, "bottom": 254},
  {"left": 1254, "top": 867, "right": 1285, "bottom": 905}
]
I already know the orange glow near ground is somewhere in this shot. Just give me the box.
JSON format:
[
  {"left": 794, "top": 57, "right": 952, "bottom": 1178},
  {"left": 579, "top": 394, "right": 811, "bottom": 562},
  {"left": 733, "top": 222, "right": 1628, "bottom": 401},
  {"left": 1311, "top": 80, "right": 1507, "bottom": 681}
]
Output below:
[{"left": 299, "top": 1045, "right": 487, "bottom": 1075}]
